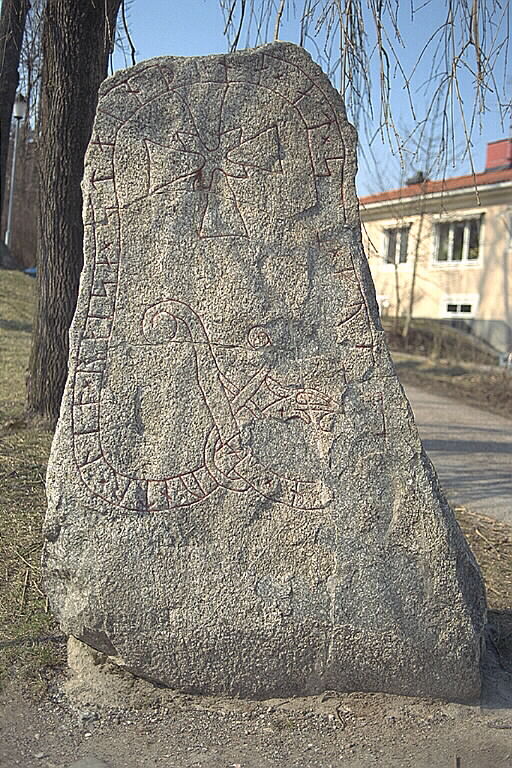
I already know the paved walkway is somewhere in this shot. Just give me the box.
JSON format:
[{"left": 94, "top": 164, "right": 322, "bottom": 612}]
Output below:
[{"left": 403, "top": 384, "right": 512, "bottom": 525}]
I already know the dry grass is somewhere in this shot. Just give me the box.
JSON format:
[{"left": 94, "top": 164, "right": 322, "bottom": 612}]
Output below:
[
  {"left": 457, "top": 508, "right": 512, "bottom": 612},
  {"left": 0, "top": 269, "right": 510, "bottom": 693},
  {"left": 392, "top": 353, "right": 512, "bottom": 420},
  {"left": 384, "top": 319, "right": 499, "bottom": 367},
  {"left": 0, "top": 270, "right": 65, "bottom": 693},
  {"left": 456, "top": 507, "right": 512, "bottom": 673},
  {"left": 385, "top": 318, "right": 512, "bottom": 419}
]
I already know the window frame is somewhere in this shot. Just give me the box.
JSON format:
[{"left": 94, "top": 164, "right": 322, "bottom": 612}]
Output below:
[
  {"left": 441, "top": 294, "right": 480, "bottom": 319},
  {"left": 382, "top": 225, "right": 410, "bottom": 267},
  {"left": 432, "top": 215, "right": 483, "bottom": 266}
]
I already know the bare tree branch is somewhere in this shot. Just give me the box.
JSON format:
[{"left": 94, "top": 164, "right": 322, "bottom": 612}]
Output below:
[
  {"left": 218, "top": 0, "right": 511, "bottom": 185},
  {"left": 274, "top": 0, "right": 286, "bottom": 39},
  {"left": 121, "top": 0, "right": 136, "bottom": 67}
]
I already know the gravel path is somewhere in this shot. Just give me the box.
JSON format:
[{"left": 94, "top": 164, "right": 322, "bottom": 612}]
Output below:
[{"left": 404, "top": 384, "right": 512, "bottom": 525}]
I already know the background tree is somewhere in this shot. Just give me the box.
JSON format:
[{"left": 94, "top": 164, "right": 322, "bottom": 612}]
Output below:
[
  {"left": 400, "top": 123, "right": 447, "bottom": 341},
  {"left": 0, "top": 0, "right": 29, "bottom": 222},
  {"left": 26, "top": 0, "right": 122, "bottom": 422},
  {"left": 18, "top": 0, "right": 43, "bottom": 129}
]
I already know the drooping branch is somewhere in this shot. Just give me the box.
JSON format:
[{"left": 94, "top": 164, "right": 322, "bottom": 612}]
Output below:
[
  {"left": 274, "top": 0, "right": 285, "bottom": 39},
  {"left": 218, "top": 0, "right": 511, "bottom": 182},
  {"left": 121, "top": 0, "right": 137, "bottom": 66}
]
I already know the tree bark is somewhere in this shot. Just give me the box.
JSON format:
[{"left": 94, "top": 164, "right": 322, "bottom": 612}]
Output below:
[
  {"left": 26, "top": 0, "right": 121, "bottom": 423},
  {"left": 0, "top": 0, "right": 29, "bottom": 222}
]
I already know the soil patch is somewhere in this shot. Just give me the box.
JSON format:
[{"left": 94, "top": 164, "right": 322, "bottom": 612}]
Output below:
[{"left": 1, "top": 667, "right": 512, "bottom": 768}]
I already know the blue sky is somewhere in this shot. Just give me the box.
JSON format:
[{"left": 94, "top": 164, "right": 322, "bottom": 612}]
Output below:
[{"left": 114, "top": 0, "right": 511, "bottom": 196}]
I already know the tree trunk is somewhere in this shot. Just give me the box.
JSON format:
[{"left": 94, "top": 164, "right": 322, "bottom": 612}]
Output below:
[
  {"left": 402, "top": 209, "right": 425, "bottom": 341},
  {"left": 0, "top": 0, "right": 29, "bottom": 222},
  {"left": 27, "top": 0, "right": 121, "bottom": 423},
  {"left": 393, "top": 260, "right": 401, "bottom": 334}
]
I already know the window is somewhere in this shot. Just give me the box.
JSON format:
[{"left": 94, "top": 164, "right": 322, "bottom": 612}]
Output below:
[
  {"left": 384, "top": 227, "right": 409, "bottom": 265},
  {"left": 442, "top": 294, "right": 479, "bottom": 318},
  {"left": 434, "top": 217, "right": 482, "bottom": 264}
]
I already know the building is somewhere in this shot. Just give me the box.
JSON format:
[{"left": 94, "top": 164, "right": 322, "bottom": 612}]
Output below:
[{"left": 359, "top": 138, "right": 512, "bottom": 354}]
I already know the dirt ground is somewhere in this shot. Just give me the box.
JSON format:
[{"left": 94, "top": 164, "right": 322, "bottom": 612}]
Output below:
[
  {"left": 1, "top": 671, "right": 511, "bottom": 768},
  {"left": 1, "top": 627, "right": 512, "bottom": 768},
  {"left": 1, "top": 681, "right": 512, "bottom": 768}
]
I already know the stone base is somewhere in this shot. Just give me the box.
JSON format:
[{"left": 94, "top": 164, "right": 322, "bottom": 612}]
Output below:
[{"left": 65, "top": 637, "right": 165, "bottom": 710}]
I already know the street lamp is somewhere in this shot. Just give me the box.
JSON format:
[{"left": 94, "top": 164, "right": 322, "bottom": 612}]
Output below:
[{"left": 4, "top": 92, "right": 27, "bottom": 250}]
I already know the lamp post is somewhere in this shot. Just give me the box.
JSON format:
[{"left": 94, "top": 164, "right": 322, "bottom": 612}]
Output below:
[{"left": 4, "top": 92, "right": 27, "bottom": 250}]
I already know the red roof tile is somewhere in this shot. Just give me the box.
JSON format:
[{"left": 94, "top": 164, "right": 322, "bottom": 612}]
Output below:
[{"left": 359, "top": 167, "right": 512, "bottom": 205}]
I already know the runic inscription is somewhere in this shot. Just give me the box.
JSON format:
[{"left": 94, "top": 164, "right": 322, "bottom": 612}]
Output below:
[{"left": 70, "top": 45, "right": 387, "bottom": 513}]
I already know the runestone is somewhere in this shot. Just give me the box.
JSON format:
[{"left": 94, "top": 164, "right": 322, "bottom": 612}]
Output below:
[{"left": 44, "top": 42, "right": 486, "bottom": 701}]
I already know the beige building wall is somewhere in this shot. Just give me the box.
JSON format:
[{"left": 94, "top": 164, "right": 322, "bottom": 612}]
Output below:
[{"left": 360, "top": 187, "right": 512, "bottom": 353}]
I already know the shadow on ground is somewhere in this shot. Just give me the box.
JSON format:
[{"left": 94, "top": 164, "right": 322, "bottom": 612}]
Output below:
[
  {"left": 0, "top": 317, "right": 32, "bottom": 333},
  {"left": 424, "top": 438, "right": 512, "bottom": 455},
  {"left": 482, "top": 610, "right": 512, "bottom": 709}
]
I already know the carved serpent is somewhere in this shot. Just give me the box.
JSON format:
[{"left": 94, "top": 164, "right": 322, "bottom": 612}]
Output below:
[{"left": 142, "top": 299, "right": 335, "bottom": 508}]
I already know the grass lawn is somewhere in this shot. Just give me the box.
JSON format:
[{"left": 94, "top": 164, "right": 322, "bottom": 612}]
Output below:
[
  {"left": 0, "top": 270, "right": 65, "bottom": 693},
  {"left": 0, "top": 268, "right": 510, "bottom": 694}
]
